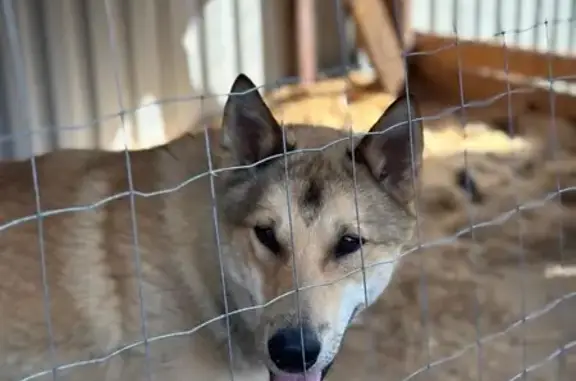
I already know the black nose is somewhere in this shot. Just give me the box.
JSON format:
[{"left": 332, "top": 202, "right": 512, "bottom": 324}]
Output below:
[{"left": 267, "top": 326, "right": 321, "bottom": 373}]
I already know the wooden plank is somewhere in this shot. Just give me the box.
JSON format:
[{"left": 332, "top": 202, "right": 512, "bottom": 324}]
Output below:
[
  {"left": 410, "top": 49, "right": 576, "bottom": 121},
  {"left": 415, "top": 33, "right": 576, "bottom": 82},
  {"left": 349, "top": 0, "right": 405, "bottom": 95},
  {"left": 296, "top": 0, "right": 317, "bottom": 85},
  {"left": 384, "top": 0, "right": 414, "bottom": 51}
]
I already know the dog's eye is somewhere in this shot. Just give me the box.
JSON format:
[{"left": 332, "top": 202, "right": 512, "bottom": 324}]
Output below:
[
  {"left": 334, "top": 235, "right": 366, "bottom": 258},
  {"left": 253, "top": 226, "right": 281, "bottom": 255}
]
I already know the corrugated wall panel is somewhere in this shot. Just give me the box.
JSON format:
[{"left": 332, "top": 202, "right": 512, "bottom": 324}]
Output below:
[
  {"left": 412, "top": 0, "right": 576, "bottom": 54},
  {"left": 44, "top": 0, "right": 96, "bottom": 150},
  {"left": 0, "top": 0, "right": 46, "bottom": 160},
  {"left": 85, "top": 0, "right": 132, "bottom": 149},
  {"left": 12, "top": 1, "right": 53, "bottom": 157},
  {"left": 5, "top": 1, "right": 573, "bottom": 160},
  {"left": 411, "top": 0, "right": 576, "bottom": 96},
  {"left": 0, "top": 0, "right": 292, "bottom": 160}
]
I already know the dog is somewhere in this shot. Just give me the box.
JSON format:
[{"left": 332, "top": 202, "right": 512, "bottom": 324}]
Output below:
[{"left": 0, "top": 73, "right": 423, "bottom": 381}]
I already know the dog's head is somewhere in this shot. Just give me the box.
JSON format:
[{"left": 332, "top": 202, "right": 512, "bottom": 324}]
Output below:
[{"left": 218, "top": 74, "right": 423, "bottom": 381}]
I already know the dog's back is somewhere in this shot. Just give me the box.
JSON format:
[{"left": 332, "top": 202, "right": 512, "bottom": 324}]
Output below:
[{"left": 0, "top": 130, "right": 234, "bottom": 380}]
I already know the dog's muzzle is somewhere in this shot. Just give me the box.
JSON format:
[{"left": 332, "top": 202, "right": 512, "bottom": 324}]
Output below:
[
  {"left": 267, "top": 306, "right": 359, "bottom": 381},
  {"left": 267, "top": 325, "right": 326, "bottom": 381}
]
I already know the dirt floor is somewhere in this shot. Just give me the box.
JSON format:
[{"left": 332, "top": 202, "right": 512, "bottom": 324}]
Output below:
[{"left": 266, "top": 74, "right": 576, "bottom": 381}]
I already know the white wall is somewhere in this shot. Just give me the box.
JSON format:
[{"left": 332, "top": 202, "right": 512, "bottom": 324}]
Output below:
[
  {"left": 4, "top": 0, "right": 571, "bottom": 161},
  {"left": 0, "top": 0, "right": 293, "bottom": 160},
  {"left": 412, "top": 0, "right": 575, "bottom": 54}
]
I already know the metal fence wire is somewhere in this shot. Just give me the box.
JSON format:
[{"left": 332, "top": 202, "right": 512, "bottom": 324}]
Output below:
[{"left": 0, "top": 0, "right": 575, "bottom": 380}]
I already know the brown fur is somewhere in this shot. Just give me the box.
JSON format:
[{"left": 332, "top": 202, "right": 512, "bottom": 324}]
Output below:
[{"left": 0, "top": 74, "right": 423, "bottom": 380}]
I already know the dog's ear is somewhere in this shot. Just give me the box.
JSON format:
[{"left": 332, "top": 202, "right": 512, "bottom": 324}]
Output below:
[
  {"left": 221, "top": 74, "right": 290, "bottom": 167},
  {"left": 352, "top": 93, "right": 424, "bottom": 203}
]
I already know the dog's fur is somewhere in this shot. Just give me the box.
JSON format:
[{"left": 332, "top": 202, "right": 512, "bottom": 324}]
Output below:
[{"left": 0, "top": 74, "right": 423, "bottom": 381}]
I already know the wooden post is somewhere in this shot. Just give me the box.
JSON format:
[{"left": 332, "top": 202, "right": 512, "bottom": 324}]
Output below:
[
  {"left": 348, "top": 0, "right": 407, "bottom": 95},
  {"left": 296, "top": 0, "right": 317, "bottom": 85},
  {"left": 384, "top": 0, "right": 414, "bottom": 52}
]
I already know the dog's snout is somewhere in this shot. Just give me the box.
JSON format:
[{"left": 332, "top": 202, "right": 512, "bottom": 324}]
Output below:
[{"left": 267, "top": 326, "right": 321, "bottom": 373}]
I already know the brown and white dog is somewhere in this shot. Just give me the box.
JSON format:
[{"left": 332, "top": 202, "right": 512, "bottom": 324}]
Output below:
[{"left": 0, "top": 74, "right": 423, "bottom": 381}]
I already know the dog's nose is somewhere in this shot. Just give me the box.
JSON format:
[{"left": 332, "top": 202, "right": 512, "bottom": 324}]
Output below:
[{"left": 267, "top": 326, "right": 321, "bottom": 373}]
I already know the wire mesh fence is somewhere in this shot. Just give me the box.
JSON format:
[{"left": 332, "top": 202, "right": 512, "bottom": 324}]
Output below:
[{"left": 0, "top": 0, "right": 575, "bottom": 380}]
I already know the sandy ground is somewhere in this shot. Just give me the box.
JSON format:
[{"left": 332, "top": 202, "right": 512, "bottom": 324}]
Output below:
[{"left": 266, "top": 75, "right": 576, "bottom": 381}]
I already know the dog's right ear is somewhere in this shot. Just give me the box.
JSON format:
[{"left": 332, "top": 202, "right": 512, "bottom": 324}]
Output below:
[
  {"left": 352, "top": 93, "right": 424, "bottom": 204},
  {"left": 221, "top": 74, "right": 291, "bottom": 167}
]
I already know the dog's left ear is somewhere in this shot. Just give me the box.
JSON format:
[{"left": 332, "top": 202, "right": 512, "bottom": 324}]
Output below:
[
  {"left": 221, "top": 74, "right": 290, "bottom": 167},
  {"left": 352, "top": 93, "right": 424, "bottom": 203}
]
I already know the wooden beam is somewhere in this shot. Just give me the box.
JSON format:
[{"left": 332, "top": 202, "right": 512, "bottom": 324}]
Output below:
[
  {"left": 349, "top": 0, "right": 405, "bottom": 95},
  {"left": 410, "top": 47, "right": 576, "bottom": 121},
  {"left": 384, "top": 0, "right": 414, "bottom": 51},
  {"left": 296, "top": 0, "right": 317, "bottom": 85},
  {"left": 415, "top": 33, "right": 576, "bottom": 82}
]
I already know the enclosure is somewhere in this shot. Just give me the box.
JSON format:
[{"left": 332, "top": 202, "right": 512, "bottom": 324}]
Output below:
[{"left": 1, "top": 0, "right": 576, "bottom": 380}]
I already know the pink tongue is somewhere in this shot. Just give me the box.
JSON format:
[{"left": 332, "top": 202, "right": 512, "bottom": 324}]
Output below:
[{"left": 273, "top": 372, "right": 322, "bottom": 381}]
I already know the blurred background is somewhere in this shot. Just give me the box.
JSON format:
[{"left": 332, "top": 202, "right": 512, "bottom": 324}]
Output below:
[{"left": 1, "top": 0, "right": 574, "bottom": 158}]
